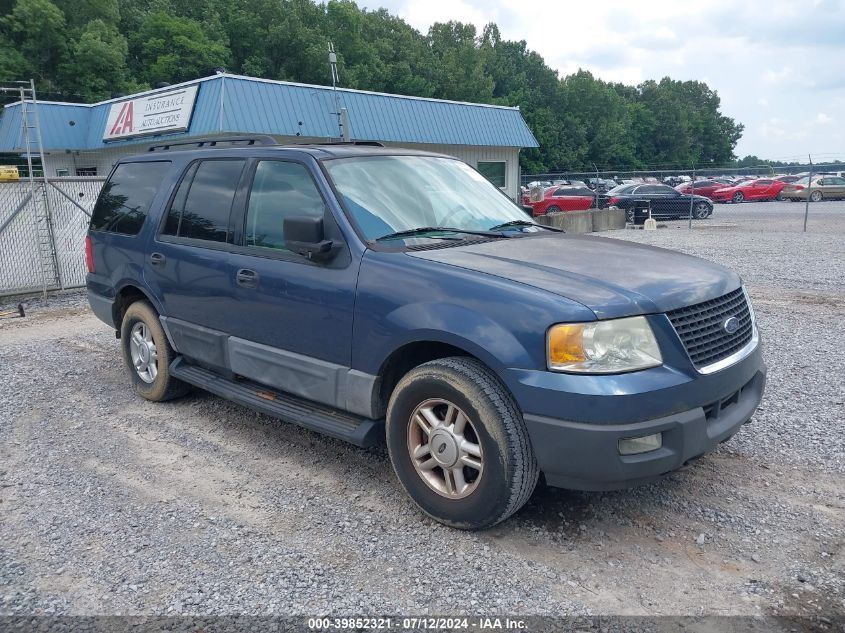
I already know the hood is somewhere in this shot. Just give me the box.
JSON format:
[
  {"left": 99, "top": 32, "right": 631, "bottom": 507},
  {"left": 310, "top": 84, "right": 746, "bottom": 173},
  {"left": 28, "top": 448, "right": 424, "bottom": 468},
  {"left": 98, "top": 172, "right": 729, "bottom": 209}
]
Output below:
[{"left": 408, "top": 233, "right": 741, "bottom": 319}]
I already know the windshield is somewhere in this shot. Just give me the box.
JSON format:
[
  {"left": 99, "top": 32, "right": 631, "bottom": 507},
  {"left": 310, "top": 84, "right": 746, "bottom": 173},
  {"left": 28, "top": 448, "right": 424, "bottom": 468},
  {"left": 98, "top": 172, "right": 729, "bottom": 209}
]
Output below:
[{"left": 324, "top": 155, "right": 535, "bottom": 241}]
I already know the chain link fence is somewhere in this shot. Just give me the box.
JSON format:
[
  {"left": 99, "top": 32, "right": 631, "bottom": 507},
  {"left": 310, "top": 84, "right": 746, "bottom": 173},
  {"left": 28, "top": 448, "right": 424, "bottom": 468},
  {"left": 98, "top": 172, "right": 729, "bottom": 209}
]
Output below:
[{"left": 0, "top": 177, "right": 104, "bottom": 297}]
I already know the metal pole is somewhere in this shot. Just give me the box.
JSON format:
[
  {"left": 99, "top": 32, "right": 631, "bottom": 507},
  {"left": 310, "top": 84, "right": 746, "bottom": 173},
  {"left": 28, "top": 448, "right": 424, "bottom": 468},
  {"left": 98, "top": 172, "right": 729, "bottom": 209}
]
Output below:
[
  {"left": 688, "top": 164, "right": 695, "bottom": 229},
  {"left": 803, "top": 154, "right": 812, "bottom": 232},
  {"left": 592, "top": 162, "right": 599, "bottom": 209}
]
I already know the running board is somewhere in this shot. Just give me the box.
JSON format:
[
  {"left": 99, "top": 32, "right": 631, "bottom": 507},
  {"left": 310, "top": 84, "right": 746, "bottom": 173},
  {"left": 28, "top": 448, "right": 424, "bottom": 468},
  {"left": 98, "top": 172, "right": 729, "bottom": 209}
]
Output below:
[{"left": 170, "top": 358, "right": 383, "bottom": 448}]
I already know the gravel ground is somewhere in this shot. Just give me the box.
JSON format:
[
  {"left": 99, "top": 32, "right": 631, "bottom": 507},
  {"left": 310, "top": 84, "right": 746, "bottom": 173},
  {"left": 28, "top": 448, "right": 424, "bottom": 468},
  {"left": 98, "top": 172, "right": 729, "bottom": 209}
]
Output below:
[{"left": 1, "top": 201, "right": 842, "bottom": 622}]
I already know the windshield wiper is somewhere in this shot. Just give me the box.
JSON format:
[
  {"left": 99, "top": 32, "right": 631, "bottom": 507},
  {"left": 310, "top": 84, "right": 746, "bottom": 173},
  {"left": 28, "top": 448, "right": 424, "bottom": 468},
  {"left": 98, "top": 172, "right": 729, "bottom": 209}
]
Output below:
[
  {"left": 375, "top": 226, "right": 507, "bottom": 242},
  {"left": 487, "top": 219, "right": 563, "bottom": 232}
]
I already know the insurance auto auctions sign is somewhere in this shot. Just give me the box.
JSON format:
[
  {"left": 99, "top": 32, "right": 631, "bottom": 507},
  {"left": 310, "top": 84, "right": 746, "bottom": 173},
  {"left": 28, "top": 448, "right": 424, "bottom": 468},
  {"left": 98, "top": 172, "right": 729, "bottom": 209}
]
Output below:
[{"left": 103, "top": 85, "right": 198, "bottom": 141}]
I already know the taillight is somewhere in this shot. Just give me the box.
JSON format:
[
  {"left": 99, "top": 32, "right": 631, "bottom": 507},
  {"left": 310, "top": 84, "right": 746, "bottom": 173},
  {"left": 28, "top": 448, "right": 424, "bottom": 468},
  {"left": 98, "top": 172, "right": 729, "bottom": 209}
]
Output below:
[
  {"left": 85, "top": 235, "right": 95, "bottom": 273},
  {"left": 608, "top": 197, "right": 621, "bottom": 205},
  {"left": 794, "top": 185, "right": 805, "bottom": 190}
]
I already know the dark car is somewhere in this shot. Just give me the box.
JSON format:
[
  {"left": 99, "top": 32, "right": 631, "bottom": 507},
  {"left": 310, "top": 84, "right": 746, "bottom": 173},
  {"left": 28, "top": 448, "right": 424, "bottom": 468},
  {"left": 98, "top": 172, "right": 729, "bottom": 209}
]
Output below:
[
  {"left": 599, "top": 183, "right": 713, "bottom": 220},
  {"left": 85, "top": 140, "right": 764, "bottom": 529}
]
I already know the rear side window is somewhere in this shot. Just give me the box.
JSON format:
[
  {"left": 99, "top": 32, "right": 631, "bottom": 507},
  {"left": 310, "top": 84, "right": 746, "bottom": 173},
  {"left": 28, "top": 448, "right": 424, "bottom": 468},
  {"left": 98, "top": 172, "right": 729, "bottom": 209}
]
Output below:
[
  {"left": 90, "top": 161, "right": 170, "bottom": 235},
  {"left": 162, "top": 159, "right": 245, "bottom": 243}
]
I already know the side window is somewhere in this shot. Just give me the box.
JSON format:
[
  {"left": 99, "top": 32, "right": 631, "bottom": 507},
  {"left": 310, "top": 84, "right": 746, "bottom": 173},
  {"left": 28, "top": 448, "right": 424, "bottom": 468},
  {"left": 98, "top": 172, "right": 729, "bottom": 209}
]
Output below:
[
  {"left": 90, "top": 161, "right": 171, "bottom": 235},
  {"left": 244, "top": 161, "right": 326, "bottom": 251},
  {"left": 162, "top": 159, "right": 245, "bottom": 243},
  {"left": 477, "top": 161, "right": 506, "bottom": 188}
]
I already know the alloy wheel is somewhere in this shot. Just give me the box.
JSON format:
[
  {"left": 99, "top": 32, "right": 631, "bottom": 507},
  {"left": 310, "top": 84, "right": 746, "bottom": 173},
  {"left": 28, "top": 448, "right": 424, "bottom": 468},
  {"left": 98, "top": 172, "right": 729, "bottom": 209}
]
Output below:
[
  {"left": 407, "top": 398, "right": 484, "bottom": 499},
  {"left": 129, "top": 321, "right": 158, "bottom": 384}
]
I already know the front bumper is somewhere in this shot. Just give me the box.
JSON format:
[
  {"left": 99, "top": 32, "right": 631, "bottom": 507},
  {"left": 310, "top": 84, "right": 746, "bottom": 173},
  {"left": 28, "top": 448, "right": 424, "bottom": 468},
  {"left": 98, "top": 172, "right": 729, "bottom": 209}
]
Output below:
[{"left": 522, "top": 368, "right": 765, "bottom": 491}]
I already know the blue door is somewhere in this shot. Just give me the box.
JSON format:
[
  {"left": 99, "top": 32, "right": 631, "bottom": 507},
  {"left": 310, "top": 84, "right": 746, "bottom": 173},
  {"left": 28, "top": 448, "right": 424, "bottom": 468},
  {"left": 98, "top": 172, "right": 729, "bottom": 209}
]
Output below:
[
  {"left": 224, "top": 159, "right": 359, "bottom": 383},
  {"left": 143, "top": 158, "right": 247, "bottom": 366}
]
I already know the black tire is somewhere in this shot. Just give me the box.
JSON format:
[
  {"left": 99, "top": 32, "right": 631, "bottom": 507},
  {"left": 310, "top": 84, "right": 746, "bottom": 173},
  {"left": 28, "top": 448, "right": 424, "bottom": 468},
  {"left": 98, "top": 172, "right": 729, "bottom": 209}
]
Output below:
[
  {"left": 776, "top": 191, "right": 785, "bottom": 201},
  {"left": 732, "top": 191, "right": 744, "bottom": 203},
  {"left": 120, "top": 300, "right": 189, "bottom": 402},
  {"left": 625, "top": 208, "right": 635, "bottom": 223},
  {"left": 546, "top": 205, "right": 562, "bottom": 214},
  {"left": 386, "top": 357, "right": 539, "bottom": 530},
  {"left": 810, "top": 191, "right": 823, "bottom": 202},
  {"left": 693, "top": 202, "right": 710, "bottom": 219}
]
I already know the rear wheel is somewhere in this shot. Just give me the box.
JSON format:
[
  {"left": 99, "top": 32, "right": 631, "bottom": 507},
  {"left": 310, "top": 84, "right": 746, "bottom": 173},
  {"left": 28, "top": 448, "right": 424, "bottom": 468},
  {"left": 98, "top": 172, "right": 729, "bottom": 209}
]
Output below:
[
  {"left": 693, "top": 202, "right": 710, "bottom": 219},
  {"left": 732, "top": 191, "right": 745, "bottom": 203},
  {"left": 546, "top": 205, "right": 562, "bottom": 214},
  {"left": 386, "top": 357, "right": 538, "bottom": 530},
  {"left": 776, "top": 191, "right": 785, "bottom": 201},
  {"left": 120, "top": 301, "right": 188, "bottom": 402},
  {"left": 810, "top": 191, "right": 823, "bottom": 202}
]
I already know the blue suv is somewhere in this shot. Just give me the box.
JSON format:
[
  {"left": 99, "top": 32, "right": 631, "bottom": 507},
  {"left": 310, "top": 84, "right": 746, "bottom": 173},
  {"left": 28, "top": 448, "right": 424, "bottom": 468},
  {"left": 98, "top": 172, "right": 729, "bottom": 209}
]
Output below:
[{"left": 86, "top": 140, "right": 766, "bottom": 529}]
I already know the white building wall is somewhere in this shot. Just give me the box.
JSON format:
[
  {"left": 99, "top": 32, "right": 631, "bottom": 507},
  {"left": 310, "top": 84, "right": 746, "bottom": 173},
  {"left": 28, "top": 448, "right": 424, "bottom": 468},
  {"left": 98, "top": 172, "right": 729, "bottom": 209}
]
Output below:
[{"left": 41, "top": 139, "right": 522, "bottom": 199}]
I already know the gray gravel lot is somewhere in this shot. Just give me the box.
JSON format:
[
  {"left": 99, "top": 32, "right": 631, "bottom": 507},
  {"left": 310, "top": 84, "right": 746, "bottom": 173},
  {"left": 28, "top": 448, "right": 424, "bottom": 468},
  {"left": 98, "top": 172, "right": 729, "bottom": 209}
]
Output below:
[{"left": 1, "top": 201, "right": 843, "bottom": 620}]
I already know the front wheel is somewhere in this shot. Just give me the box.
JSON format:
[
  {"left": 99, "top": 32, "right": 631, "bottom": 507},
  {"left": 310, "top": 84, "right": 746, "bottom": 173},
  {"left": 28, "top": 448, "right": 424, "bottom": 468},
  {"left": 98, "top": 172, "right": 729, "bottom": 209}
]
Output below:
[
  {"left": 776, "top": 191, "right": 785, "bottom": 201},
  {"left": 120, "top": 301, "right": 189, "bottom": 402},
  {"left": 732, "top": 191, "right": 745, "bottom": 203},
  {"left": 386, "top": 357, "right": 539, "bottom": 530}
]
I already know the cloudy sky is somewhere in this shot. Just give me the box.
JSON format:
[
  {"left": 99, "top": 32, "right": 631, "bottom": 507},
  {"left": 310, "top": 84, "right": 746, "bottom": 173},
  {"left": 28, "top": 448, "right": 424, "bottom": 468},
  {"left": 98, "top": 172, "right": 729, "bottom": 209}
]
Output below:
[{"left": 372, "top": 0, "right": 845, "bottom": 162}]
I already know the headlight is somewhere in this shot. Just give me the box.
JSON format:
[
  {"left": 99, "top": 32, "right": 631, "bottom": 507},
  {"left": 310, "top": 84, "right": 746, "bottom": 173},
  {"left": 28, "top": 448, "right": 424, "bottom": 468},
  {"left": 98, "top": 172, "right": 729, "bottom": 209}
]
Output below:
[{"left": 547, "top": 316, "right": 662, "bottom": 373}]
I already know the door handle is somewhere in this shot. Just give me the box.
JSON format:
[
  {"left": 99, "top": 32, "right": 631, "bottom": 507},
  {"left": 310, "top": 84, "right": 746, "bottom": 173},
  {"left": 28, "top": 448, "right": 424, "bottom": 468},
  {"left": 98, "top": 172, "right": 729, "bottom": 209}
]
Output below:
[
  {"left": 149, "top": 252, "right": 166, "bottom": 266},
  {"left": 236, "top": 268, "right": 259, "bottom": 288}
]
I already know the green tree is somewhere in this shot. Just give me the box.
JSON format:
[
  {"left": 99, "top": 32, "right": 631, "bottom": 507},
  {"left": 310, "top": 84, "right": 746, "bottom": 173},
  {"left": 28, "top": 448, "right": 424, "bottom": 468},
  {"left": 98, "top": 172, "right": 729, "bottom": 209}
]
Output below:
[
  {"left": 60, "top": 19, "right": 129, "bottom": 100},
  {"left": 128, "top": 11, "right": 230, "bottom": 85},
  {"left": 2, "top": 0, "right": 68, "bottom": 87}
]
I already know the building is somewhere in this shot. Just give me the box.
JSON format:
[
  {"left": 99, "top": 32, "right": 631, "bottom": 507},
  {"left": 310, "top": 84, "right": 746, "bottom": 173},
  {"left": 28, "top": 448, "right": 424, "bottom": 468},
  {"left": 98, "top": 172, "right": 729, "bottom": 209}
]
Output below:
[{"left": 0, "top": 73, "right": 538, "bottom": 199}]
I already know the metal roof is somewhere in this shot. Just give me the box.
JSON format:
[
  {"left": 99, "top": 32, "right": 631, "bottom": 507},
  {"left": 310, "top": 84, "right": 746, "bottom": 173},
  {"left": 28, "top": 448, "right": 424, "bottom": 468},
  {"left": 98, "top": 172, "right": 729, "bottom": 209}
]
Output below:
[{"left": 0, "top": 74, "right": 538, "bottom": 152}]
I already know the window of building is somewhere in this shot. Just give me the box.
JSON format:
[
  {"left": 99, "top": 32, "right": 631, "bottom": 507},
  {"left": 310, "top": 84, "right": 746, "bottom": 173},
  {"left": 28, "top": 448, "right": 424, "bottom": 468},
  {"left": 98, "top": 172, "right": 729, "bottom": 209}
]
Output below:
[
  {"left": 245, "top": 161, "right": 326, "bottom": 251},
  {"left": 55, "top": 168, "right": 69, "bottom": 177},
  {"left": 76, "top": 167, "right": 97, "bottom": 176},
  {"left": 477, "top": 161, "right": 506, "bottom": 188},
  {"left": 162, "top": 159, "right": 245, "bottom": 243},
  {"left": 89, "top": 161, "right": 171, "bottom": 235}
]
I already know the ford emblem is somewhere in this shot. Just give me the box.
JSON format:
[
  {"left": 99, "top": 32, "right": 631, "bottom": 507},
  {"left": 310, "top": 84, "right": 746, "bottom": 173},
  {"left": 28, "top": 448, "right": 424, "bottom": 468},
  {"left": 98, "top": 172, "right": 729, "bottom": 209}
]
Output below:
[{"left": 723, "top": 316, "right": 740, "bottom": 334}]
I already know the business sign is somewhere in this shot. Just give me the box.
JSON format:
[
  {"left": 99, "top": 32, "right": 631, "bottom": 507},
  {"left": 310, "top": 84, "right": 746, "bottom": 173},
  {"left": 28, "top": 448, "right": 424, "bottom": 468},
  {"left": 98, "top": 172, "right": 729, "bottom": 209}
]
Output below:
[{"left": 103, "top": 85, "right": 198, "bottom": 141}]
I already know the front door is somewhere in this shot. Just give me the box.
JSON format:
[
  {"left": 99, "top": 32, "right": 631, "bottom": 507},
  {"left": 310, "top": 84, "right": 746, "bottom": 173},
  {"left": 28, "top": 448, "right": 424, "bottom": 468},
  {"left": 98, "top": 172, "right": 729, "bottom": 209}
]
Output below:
[{"left": 224, "top": 158, "right": 360, "bottom": 406}]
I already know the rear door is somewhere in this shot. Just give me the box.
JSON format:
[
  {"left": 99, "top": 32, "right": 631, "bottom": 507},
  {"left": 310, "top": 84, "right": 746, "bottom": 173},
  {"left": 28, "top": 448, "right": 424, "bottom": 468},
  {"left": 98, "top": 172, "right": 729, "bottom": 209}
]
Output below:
[{"left": 143, "top": 157, "right": 247, "bottom": 366}]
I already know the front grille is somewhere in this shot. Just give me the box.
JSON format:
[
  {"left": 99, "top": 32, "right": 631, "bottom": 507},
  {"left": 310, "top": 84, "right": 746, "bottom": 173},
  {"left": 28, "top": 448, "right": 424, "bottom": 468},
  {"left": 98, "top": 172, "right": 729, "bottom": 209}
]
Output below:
[{"left": 667, "top": 287, "right": 754, "bottom": 370}]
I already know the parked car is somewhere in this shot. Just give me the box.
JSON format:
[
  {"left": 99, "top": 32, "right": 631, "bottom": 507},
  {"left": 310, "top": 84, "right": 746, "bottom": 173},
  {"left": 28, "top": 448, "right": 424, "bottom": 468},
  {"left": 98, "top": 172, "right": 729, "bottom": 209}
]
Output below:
[
  {"left": 529, "top": 185, "right": 595, "bottom": 216},
  {"left": 86, "top": 141, "right": 764, "bottom": 529},
  {"left": 775, "top": 175, "right": 801, "bottom": 184},
  {"left": 674, "top": 179, "right": 727, "bottom": 200},
  {"left": 710, "top": 178, "right": 787, "bottom": 203},
  {"left": 599, "top": 183, "right": 713, "bottom": 220},
  {"left": 781, "top": 175, "right": 845, "bottom": 201}
]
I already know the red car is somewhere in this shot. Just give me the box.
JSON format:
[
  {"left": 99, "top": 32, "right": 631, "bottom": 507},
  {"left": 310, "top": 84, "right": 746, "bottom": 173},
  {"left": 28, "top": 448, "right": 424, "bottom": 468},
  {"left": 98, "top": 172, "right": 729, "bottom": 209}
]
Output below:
[
  {"left": 529, "top": 186, "right": 595, "bottom": 216},
  {"left": 674, "top": 179, "right": 727, "bottom": 200},
  {"left": 711, "top": 178, "right": 786, "bottom": 203}
]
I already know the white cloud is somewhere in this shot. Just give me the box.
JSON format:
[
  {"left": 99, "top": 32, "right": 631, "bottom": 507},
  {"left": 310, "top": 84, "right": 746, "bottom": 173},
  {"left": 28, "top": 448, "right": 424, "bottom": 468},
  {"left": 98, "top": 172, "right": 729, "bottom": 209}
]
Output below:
[
  {"left": 373, "top": 0, "right": 845, "bottom": 160},
  {"left": 816, "top": 112, "right": 833, "bottom": 124}
]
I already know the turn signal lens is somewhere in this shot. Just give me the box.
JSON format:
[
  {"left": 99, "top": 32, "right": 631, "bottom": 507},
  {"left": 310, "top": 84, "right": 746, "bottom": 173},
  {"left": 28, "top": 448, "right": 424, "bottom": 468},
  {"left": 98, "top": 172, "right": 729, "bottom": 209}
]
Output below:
[{"left": 547, "top": 324, "right": 587, "bottom": 365}]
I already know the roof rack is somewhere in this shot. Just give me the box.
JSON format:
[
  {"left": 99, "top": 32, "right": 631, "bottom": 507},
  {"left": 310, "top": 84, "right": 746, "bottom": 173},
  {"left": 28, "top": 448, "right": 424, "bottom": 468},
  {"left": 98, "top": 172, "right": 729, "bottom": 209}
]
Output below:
[
  {"left": 147, "top": 136, "right": 278, "bottom": 152},
  {"left": 300, "top": 140, "right": 385, "bottom": 147}
]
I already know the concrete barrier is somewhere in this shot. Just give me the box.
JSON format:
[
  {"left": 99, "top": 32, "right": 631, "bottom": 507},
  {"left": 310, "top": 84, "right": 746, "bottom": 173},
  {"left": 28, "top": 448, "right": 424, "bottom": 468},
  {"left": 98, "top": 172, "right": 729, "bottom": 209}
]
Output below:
[
  {"left": 536, "top": 208, "right": 624, "bottom": 234},
  {"left": 591, "top": 207, "right": 626, "bottom": 232}
]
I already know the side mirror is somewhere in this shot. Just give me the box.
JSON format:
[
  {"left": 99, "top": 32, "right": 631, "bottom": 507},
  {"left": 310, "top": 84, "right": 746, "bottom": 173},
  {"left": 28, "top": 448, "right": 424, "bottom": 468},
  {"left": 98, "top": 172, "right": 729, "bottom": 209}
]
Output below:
[{"left": 284, "top": 215, "right": 335, "bottom": 261}]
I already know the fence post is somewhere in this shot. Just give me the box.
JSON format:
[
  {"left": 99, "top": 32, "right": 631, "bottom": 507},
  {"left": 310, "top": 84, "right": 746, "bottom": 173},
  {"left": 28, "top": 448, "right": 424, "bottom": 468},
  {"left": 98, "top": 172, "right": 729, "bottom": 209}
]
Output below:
[
  {"left": 688, "top": 165, "right": 695, "bottom": 229},
  {"left": 803, "top": 155, "right": 812, "bottom": 233}
]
